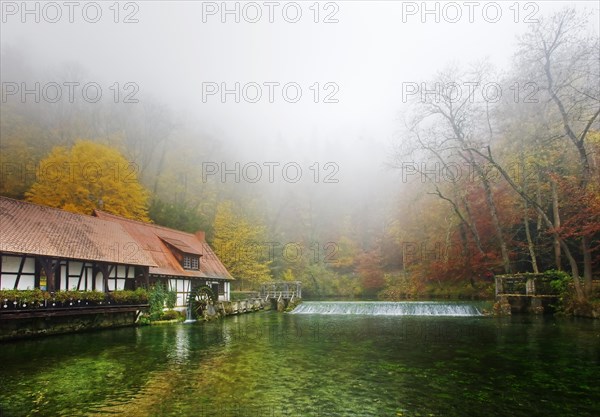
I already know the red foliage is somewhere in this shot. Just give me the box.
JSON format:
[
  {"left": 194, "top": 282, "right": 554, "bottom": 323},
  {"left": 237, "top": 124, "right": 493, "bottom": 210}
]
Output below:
[{"left": 356, "top": 251, "right": 386, "bottom": 296}]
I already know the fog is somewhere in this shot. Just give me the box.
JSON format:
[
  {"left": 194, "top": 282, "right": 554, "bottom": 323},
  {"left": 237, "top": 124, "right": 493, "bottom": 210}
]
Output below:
[{"left": 1, "top": 0, "right": 598, "bottom": 255}]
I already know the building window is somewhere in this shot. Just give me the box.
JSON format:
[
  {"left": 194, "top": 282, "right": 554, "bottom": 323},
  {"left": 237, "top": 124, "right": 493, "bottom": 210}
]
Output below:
[{"left": 183, "top": 256, "right": 199, "bottom": 270}]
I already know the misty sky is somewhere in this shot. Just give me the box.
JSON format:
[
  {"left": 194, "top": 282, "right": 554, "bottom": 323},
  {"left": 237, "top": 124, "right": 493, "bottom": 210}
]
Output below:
[{"left": 1, "top": 1, "right": 598, "bottom": 190}]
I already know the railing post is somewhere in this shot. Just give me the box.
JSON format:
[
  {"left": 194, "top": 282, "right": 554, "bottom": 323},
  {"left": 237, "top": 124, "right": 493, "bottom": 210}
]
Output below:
[{"left": 526, "top": 277, "right": 535, "bottom": 295}]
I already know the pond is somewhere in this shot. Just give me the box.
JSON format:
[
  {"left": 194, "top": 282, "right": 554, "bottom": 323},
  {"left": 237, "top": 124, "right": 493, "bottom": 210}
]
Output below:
[{"left": 1, "top": 301, "right": 599, "bottom": 416}]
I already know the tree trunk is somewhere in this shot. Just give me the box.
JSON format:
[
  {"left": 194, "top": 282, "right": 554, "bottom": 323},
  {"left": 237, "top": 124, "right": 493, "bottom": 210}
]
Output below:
[
  {"left": 471, "top": 146, "right": 585, "bottom": 301},
  {"left": 536, "top": 170, "right": 543, "bottom": 233},
  {"left": 457, "top": 221, "right": 471, "bottom": 277},
  {"left": 461, "top": 194, "right": 485, "bottom": 255},
  {"left": 582, "top": 236, "right": 592, "bottom": 297},
  {"left": 462, "top": 149, "right": 511, "bottom": 273},
  {"left": 479, "top": 171, "right": 511, "bottom": 273},
  {"left": 561, "top": 239, "right": 584, "bottom": 300},
  {"left": 551, "top": 179, "right": 562, "bottom": 270},
  {"left": 443, "top": 218, "right": 454, "bottom": 264},
  {"left": 524, "top": 201, "right": 539, "bottom": 273}
]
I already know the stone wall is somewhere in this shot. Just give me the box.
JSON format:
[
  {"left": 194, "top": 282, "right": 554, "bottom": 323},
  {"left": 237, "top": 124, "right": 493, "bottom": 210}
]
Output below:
[
  {"left": 0, "top": 308, "right": 142, "bottom": 341},
  {"left": 192, "top": 297, "right": 303, "bottom": 320},
  {"left": 1, "top": 298, "right": 304, "bottom": 340},
  {"left": 493, "top": 295, "right": 557, "bottom": 315},
  {"left": 197, "top": 297, "right": 271, "bottom": 320}
]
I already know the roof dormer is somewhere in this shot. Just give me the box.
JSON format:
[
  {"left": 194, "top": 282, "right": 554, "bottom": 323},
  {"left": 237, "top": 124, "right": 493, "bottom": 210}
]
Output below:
[{"left": 158, "top": 236, "right": 202, "bottom": 270}]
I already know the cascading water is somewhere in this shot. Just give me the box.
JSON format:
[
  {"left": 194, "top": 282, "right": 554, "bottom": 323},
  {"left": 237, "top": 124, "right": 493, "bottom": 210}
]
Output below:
[
  {"left": 183, "top": 296, "right": 196, "bottom": 323},
  {"left": 289, "top": 301, "right": 483, "bottom": 316},
  {"left": 184, "top": 307, "right": 196, "bottom": 323}
]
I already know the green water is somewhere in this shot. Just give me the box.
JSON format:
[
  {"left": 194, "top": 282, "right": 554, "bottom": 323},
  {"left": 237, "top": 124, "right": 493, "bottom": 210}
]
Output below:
[{"left": 1, "top": 305, "right": 599, "bottom": 416}]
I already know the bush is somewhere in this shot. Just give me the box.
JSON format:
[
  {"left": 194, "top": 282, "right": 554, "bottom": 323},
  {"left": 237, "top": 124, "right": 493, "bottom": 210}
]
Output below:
[
  {"left": 1, "top": 289, "right": 45, "bottom": 301},
  {"left": 548, "top": 270, "right": 572, "bottom": 302},
  {"left": 148, "top": 283, "right": 168, "bottom": 320},
  {"left": 83, "top": 291, "right": 106, "bottom": 303},
  {"left": 134, "top": 287, "right": 149, "bottom": 303},
  {"left": 49, "top": 290, "right": 104, "bottom": 304},
  {"left": 161, "top": 310, "right": 181, "bottom": 321},
  {"left": 0, "top": 289, "right": 49, "bottom": 307},
  {"left": 165, "top": 290, "right": 177, "bottom": 309},
  {"left": 109, "top": 288, "right": 148, "bottom": 304},
  {"left": 0, "top": 288, "right": 149, "bottom": 308}
]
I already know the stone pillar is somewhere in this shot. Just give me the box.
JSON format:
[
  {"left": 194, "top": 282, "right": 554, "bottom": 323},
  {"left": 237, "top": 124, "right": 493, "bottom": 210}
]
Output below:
[
  {"left": 526, "top": 278, "right": 535, "bottom": 295},
  {"left": 493, "top": 296, "right": 512, "bottom": 316},
  {"left": 529, "top": 297, "right": 544, "bottom": 314}
]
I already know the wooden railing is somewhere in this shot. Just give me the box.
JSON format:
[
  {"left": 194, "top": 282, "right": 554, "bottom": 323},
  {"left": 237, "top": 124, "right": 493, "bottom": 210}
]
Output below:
[
  {"left": 495, "top": 274, "right": 560, "bottom": 297},
  {"left": 259, "top": 281, "right": 302, "bottom": 300}
]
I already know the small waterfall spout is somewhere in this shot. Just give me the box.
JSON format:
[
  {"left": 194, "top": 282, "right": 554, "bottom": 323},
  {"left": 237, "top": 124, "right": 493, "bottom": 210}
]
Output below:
[
  {"left": 289, "top": 301, "right": 482, "bottom": 316},
  {"left": 184, "top": 293, "right": 196, "bottom": 323}
]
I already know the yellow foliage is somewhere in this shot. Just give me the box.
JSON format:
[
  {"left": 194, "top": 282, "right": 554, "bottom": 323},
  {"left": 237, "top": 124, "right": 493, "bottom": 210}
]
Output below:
[
  {"left": 25, "top": 140, "right": 150, "bottom": 221},
  {"left": 282, "top": 269, "right": 295, "bottom": 281},
  {"left": 212, "top": 200, "right": 272, "bottom": 289}
]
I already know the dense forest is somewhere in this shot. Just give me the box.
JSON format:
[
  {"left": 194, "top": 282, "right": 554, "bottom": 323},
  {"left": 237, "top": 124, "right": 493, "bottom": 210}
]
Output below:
[{"left": 1, "top": 8, "right": 598, "bottom": 304}]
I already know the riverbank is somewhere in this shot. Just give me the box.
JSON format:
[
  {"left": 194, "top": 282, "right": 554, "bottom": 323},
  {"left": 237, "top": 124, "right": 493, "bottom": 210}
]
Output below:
[
  {"left": 1, "top": 297, "right": 303, "bottom": 341},
  {"left": 0, "top": 305, "right": 146, "bottom": 341},
  {"left": 136, "top": 296, "right": 303, "bottom": 326},
  {"left": 558, "top": 299, "right": 600, "bottom": 319}
]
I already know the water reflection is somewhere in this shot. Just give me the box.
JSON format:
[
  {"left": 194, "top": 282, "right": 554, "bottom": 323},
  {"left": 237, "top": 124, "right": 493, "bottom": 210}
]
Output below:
[
  {"left": 168, "top": 325, "right": 191, "bottom": 364},
  {"left": 0, "top": 310, "right": 598, "bottom": 417}
]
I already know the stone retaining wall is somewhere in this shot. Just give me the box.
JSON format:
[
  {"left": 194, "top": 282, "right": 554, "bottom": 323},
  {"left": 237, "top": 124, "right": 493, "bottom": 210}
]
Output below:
[{"left": 0, "top": 307, "right": 143, "bottom": 341}]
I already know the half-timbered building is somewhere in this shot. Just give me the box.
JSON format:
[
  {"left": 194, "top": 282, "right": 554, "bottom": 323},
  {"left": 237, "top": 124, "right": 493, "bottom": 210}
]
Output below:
[
  {"left": 94, "top": 211, "right": 233, "bottom": 305},
  {"left": 0, "top": 197, "right": 234, "bottom": 306},
  {"left": 0, "top": 197, "right": 156, "bottom": 292}
]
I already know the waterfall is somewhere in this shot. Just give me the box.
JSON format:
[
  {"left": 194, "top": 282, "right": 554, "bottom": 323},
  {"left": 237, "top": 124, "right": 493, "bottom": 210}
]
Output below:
[
  {"left": 289, "top": 301, "right": 482, "bottom": 316},
  {"left": 184, "top": 297, "right": 196, "bottom": 323}
]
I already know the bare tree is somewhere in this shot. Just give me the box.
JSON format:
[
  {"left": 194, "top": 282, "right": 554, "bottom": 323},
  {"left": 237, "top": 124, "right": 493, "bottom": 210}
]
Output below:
[
  {"left": 517, "top": 8, "right": 600, "bottom": 295},
  {"left": 400, "top": 65, "right": 512, "bottom": 273}
]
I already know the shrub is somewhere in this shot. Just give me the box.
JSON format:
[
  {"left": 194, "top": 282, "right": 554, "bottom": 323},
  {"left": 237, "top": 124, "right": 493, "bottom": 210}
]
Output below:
[
  {"left": 109, "top": 288, "right": 148, "bottom": 304},
  {"left": 148, "top": 282, "right": 167, "bottom": 320},
  {"left": 0, "top": 288, "right": 150, "bottom": 308},
  {"left": 548, "top": 270, "right": 572, "bottom": 297},
  {"left": 53, "top": 290, "right": 78, "bottom": 303},
  {"left": 0, "top": 289, "right": 50, "bottom": 307},
  {"left": 134, "top": 287, "right": 149, "bottom": 303},
  {"left": 165, "top": 290, "right": 177, "bottom": 309},
  {"left": 161, "top": 310, "right": 181, "bottom": 321},
  {"left": 84, "top": 291, "right": 106, "bottom": 303}
]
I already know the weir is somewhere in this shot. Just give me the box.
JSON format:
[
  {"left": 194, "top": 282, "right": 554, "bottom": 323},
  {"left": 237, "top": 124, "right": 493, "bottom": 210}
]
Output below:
[{"left": 289, "top": 301, "right": 483, "bottom": 316}]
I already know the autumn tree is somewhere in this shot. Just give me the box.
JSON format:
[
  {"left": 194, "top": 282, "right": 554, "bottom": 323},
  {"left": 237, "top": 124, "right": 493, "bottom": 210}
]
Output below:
[
  {"left": 514, "top": 8, "right": 599, "bottom": 297},
  {"left": 212, "top": 200, "right": 272, "bottom": 290},
  {"left": 392, "top": 8, "right": 599, "bottom": 302},
  {"left": 25, "top": 140, "right": 150, "bottom": 221},
  {"left": 401, "top": 64, "right": 513, "bottom": 274},
  {"left": 356, "top": 250, "right": 385, "bottom": 297}
]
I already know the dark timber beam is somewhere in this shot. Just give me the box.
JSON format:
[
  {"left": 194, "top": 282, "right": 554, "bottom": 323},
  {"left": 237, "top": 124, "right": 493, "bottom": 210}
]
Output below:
[
  {"left": 96, "top": 263, "right": 110, "bottom": 293},
  {"left": 13, "top": 255, "right": 27, "bottom": 289}
]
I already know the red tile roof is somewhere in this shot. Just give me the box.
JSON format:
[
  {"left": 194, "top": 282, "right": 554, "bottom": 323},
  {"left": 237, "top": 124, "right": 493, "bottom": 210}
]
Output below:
[
  {"left": 94, "top": 210, "right": 233, "bottom": 281},
  {"left": 158, "top": 236, "right": 202, "bottom": 256},
  {"left": 0, "top": 197, "right": 156, "bottom": 267}
]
